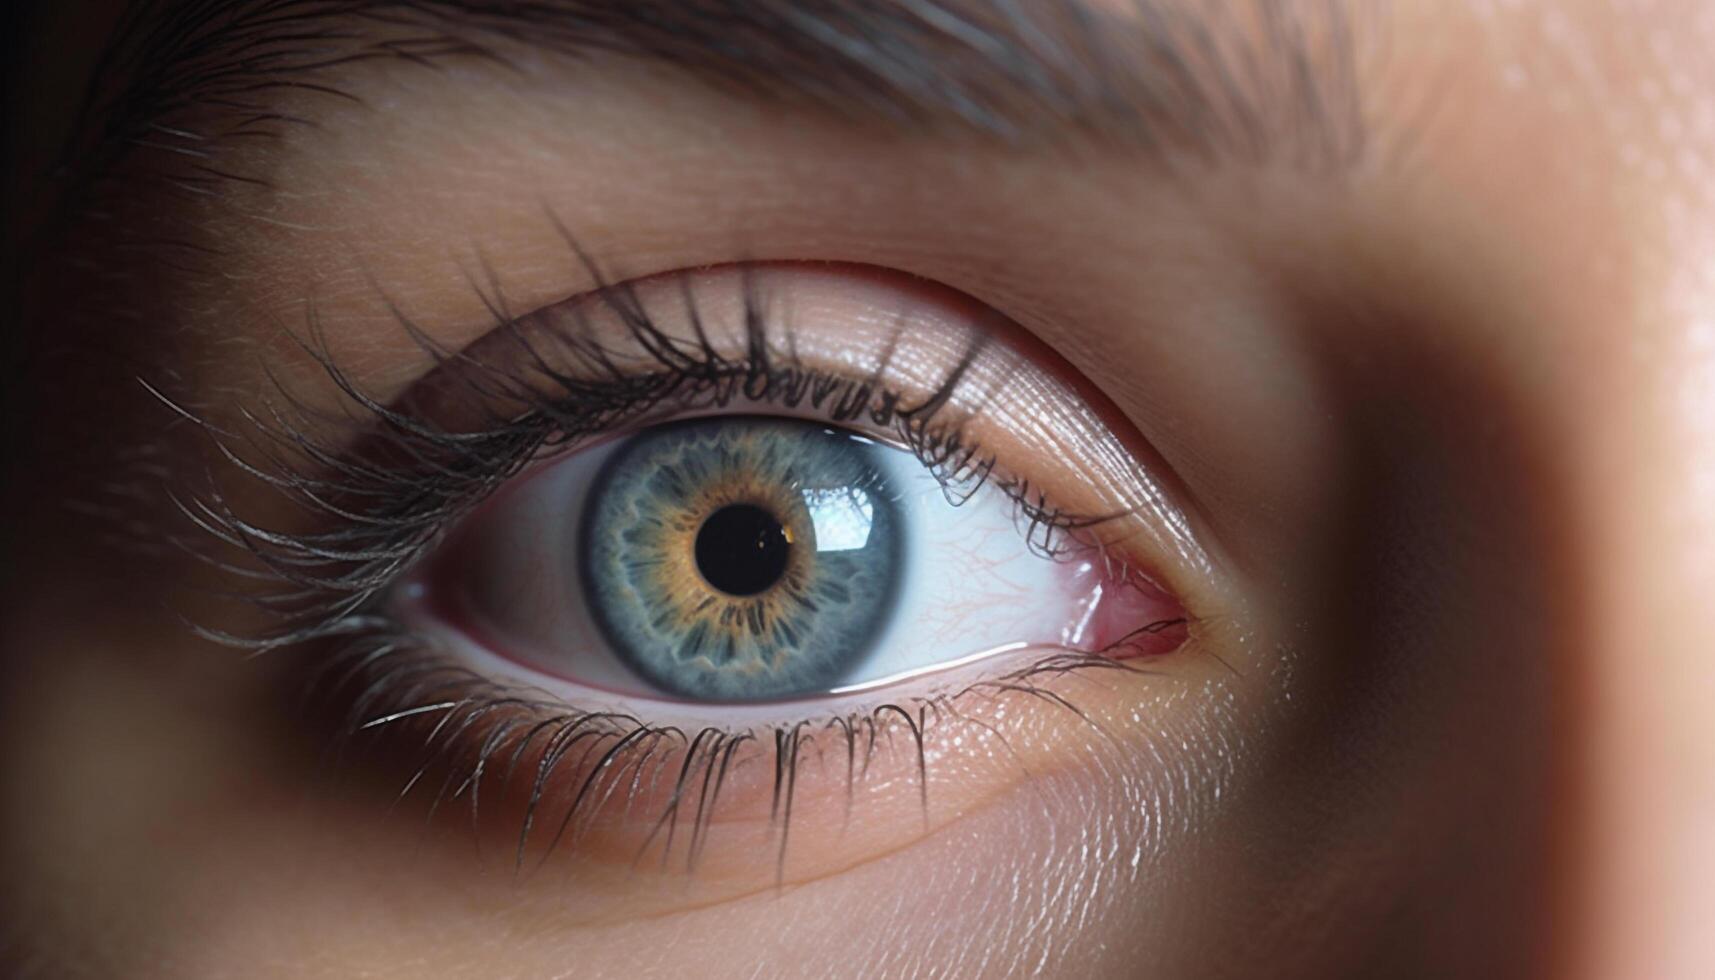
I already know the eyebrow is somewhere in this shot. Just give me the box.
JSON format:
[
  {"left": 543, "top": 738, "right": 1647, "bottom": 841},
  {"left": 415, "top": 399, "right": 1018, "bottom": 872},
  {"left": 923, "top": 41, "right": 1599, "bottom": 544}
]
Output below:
[{"left": 63, "top": 0, "right": 1368, "bottom": 204}]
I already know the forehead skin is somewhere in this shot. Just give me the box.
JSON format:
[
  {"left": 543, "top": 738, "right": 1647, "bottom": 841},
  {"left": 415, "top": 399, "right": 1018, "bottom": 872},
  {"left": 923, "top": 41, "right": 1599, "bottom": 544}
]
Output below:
[{"left": 4, "top": 1, "right": 1715, "bottom": 978}]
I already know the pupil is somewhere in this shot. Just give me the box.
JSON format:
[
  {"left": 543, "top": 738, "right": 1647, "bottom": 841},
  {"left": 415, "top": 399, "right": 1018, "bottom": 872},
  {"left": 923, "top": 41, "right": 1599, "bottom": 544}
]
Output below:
[{"left": 694, "top": 503, "right": 791, "bottom": 597}]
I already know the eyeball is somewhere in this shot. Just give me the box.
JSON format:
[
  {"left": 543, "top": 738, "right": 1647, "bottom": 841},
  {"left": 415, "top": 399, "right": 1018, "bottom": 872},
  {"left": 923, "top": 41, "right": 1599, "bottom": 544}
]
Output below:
[{"left": 404, "top": 413, "right": 1184, "bottom": 707}]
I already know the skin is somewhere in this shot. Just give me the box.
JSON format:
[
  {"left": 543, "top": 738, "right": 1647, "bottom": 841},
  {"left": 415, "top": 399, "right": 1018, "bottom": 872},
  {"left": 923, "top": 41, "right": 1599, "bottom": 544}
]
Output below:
[{"left": 3, "top": 1, "right": 1714, "bottom": 977}]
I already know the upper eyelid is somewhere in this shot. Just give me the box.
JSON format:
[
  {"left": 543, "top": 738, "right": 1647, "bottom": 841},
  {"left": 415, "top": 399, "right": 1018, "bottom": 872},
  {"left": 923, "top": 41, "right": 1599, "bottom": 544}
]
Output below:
[{"left": 155, "top": 261, "right": 1212, "bottom": 658}]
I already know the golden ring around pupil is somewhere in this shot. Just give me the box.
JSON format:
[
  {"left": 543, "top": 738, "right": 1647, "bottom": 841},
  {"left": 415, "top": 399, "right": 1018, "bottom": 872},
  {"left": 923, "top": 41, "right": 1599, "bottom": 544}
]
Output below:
[{"left": 644, "top": 476, "right": 817, "bottom": 668}]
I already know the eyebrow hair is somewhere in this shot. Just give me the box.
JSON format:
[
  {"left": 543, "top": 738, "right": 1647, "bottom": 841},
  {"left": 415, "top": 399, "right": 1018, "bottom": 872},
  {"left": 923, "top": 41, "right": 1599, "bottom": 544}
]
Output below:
[{"left": 61, "top": 0, "right": 1368, "bottom": 206}]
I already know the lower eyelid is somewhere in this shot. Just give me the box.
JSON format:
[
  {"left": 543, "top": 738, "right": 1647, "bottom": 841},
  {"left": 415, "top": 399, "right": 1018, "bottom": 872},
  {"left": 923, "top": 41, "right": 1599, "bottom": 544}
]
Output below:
[{"left": 320, "top": 633, "right": 1197, "bottom": 909}]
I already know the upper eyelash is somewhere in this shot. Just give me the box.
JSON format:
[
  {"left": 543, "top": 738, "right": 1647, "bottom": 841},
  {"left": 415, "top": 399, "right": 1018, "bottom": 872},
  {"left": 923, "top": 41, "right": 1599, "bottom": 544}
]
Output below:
[{"left": 151, "top": 262, "right": 1115, "bottom": 656}]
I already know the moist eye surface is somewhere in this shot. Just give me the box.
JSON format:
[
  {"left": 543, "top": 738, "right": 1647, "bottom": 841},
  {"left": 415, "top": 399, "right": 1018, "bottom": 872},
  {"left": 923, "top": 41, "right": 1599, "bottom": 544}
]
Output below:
[{"left": 581, "top": 416, "right": 904, "bottom": 702}]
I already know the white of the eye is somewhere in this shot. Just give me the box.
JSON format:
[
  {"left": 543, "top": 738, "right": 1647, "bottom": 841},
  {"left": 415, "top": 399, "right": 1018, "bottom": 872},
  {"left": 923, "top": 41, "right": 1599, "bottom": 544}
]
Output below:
[{"left": 847, "top": 446, "right": 1083, "bottom": 687}]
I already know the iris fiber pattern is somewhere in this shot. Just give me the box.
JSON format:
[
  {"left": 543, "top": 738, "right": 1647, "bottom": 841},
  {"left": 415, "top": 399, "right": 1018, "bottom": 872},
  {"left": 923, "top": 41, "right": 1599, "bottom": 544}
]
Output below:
[{"left": 582, "top": 417, "right": 904, "bottom": 701}]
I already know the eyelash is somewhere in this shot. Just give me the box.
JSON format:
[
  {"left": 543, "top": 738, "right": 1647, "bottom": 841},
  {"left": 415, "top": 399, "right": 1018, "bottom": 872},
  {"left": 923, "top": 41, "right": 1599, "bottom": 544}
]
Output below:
[
  {"left": 314, "top": 628, "right": 1142, "bottom": 878},
  {"left": 152, "top": 261, "right": 1179, "bottom": 872}
]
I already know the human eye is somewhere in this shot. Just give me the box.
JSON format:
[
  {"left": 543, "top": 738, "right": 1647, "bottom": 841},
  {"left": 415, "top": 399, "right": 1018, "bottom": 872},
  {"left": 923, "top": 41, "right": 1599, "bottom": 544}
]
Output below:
[
  {"left": 420, "top": 410, "right": 1180, "bottom": 703},
  {"left": 179, "top": 259, "right": 1214, "bottom": 906},
  {"left": 406, "top": 269, "right": 1188, "bottom": 706}
]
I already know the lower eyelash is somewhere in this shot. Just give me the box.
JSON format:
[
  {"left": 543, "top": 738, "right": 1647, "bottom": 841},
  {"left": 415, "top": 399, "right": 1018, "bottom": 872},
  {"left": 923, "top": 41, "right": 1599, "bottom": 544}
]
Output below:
[{"left": 310, "top": 614, "right": 1158, "bottom": 878}]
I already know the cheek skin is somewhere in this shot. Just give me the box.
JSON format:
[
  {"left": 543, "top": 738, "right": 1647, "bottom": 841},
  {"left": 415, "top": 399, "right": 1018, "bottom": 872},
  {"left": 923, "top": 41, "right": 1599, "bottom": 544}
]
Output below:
[{"left": 3, "top": 627, "right": 1263, "bottom": 978}]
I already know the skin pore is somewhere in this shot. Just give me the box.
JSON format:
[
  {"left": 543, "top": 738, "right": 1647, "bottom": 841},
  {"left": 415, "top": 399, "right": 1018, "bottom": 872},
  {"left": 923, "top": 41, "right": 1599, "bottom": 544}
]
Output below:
[{"left": 4, "top": 1, "right": 1715, "bottom": 978}]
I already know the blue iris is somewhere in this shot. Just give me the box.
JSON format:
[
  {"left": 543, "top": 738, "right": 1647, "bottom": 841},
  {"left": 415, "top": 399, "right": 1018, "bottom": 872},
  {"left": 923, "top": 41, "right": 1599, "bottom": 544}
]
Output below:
[{"left": 581, "top": 416, "right": 904, "bottom": 702}]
